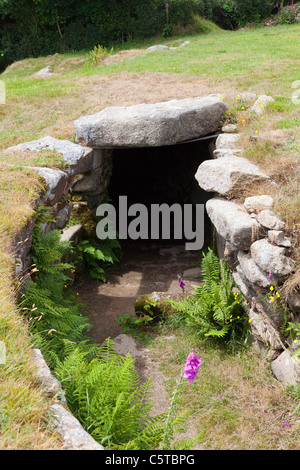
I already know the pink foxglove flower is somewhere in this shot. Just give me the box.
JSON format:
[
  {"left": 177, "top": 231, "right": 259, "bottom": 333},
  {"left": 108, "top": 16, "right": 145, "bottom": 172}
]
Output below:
[{"left": 184, "top": 353, "right": 202, "bottom": 383}]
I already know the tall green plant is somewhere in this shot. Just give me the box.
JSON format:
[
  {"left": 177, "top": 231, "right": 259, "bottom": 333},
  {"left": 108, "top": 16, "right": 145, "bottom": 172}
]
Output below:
[
  {"left": 54, "top": 338, "right": 167, "bottom": 449},
  {"left": 171, "top": 248, "right": 249, "bottom": 347}
]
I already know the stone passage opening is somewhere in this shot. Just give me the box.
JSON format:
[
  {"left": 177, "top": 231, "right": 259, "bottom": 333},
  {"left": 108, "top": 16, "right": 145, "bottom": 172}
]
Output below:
[{"left": 108, "top": 138, "right": 214, "bottom": 249}]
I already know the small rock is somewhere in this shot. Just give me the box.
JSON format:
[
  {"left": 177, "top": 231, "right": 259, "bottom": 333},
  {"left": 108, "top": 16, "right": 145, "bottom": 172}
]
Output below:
[
  {"left": 268, "top": 230, "right": 291, "bottom": 248},
  {"left": 249, "top": 299, "right": 284, "bottom": 357},
  {"left": 221, "top": 124, "right": 238, "bottom": 133},
  {"left": 146, "top": 45, "right": 169, "bottom": 51},
  {"left": 29, "top": 166, "right": 68, "bottom": 206},
  {"left": 60, "top": 224, "right": 84, "bottom": 243},
  {"left": 250, "top": 239, "right": 294, "bottom": 277},
  {"left": 36, "top": 66, "right": 54, "bottom": 76},
  {"left": 215, "top": 133, "right": 241, "bottom": 150},
  {"left": 237, "top": 251, "right": 273, "bottom": 288},
  {"left": 256, "top": 210, "right": 285, "bottom": 230},
  {"left": 238, "top": 92, "right": 257, "bottom": 101},
  {"left": 244, "top": 195, "right": 274, "bottom": 214},
  {"left": 169, "top": 41, "right": 191, "bottom": 49},
  {"left": 251, "top": 95, "right": 274, "bottom": 115},
  {"left": 212, "top": 148, "right": 242, "bottom": 158},
  {"left": 113, "top": 334, "right": 144, "bottom": 358},
  {"left": 271, "top": 348, "right": 300, "bottom": 386}
]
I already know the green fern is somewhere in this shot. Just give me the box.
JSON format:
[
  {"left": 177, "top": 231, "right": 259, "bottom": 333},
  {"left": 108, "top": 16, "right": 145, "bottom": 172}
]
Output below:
[
  {"left": 171, "top": 248, "right": 248, "bottom": 346},
  {"left": 75, "top": 237, "right": 122, "bottom": 282},
  {"left": 54, "top": 338, "right": 166, "bottom": 450}
]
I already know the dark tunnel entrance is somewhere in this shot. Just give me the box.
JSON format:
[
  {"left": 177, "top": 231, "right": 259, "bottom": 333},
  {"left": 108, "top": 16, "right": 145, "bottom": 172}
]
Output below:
[{"left": 107, "top": 137, "right": 214, "bottom": 251}]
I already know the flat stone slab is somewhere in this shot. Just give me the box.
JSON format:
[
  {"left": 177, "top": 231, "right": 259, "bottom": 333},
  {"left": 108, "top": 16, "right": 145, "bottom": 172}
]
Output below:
[
  {"left": 8, "top": 136, "right": 96, "bottom": 175},
  {"left": 206, "top": 198, "right": 259, "bottom": 251},
  {"left": 195, "top": 155, "right": 269, "bottom": 195},
  {"left": 73, "top": 95, "right": 227, "bottom": 148}
]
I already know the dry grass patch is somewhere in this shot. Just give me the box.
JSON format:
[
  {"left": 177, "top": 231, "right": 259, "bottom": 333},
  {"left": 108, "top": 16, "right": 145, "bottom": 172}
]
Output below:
[
  {"left": 0, "top": 164, "right": 63, "bottom": 449},
  {"left": 151, "top": 329, "right": 300, "bottom": 450}
]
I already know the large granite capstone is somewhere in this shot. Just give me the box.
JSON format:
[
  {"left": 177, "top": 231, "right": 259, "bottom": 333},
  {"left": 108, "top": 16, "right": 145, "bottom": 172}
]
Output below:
[{"left": 73, "top": 95, "right": 227, "bottom": 148}]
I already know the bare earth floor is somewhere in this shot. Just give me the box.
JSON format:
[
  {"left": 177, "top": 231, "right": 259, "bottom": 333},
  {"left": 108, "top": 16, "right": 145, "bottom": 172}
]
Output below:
[{"left": 75, "top": 241, "right": 205, "bottom": 448}]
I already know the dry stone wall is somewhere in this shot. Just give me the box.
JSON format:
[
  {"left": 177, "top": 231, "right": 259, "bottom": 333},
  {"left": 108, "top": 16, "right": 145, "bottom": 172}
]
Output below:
[{"left": 195, "top": 94, "right": 300, "bottom": 385}]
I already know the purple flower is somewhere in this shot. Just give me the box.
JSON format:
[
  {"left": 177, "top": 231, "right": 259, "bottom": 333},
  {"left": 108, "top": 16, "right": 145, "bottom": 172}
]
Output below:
[
  {"left": 184, "top": 353, "right": 202, "bottom": 383},
  {"left": 166, "top": 3, "right": 169, "bottom": 8},
  {"left": 268, "top": 271, "right": 272, "bottom": 279},
  {"left": 178, "top": 276, "right": 185, "bottom": 291}
]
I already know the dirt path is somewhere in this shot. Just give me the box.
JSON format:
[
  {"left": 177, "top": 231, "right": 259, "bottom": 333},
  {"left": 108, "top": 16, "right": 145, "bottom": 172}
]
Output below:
[
  {"left": 75, "top": 242, "right": 204, "bottom": 449},
  {"left": 76, "top": 241, "right": 202, "bottom": 345}
]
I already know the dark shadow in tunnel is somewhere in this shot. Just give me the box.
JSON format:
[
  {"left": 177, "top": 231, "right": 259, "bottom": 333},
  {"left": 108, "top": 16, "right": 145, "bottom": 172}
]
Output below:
[{"left": 108, "top": 138, "right": 214, "bottom": 253}]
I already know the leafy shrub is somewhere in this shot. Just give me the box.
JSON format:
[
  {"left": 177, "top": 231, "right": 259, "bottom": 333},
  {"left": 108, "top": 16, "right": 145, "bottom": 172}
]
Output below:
[
  {"left": 170, "top": 248, "right": 249, "bottom": 347},
  {"left": 54, "top": 338, "right": 167, "bottom": 449},
  {"left": 279, "top": 5, "right": 298, "bottom": 24},
  {"left": 85, "top": 44, "right": 114, "bottom": 68},
  {"left": 75, "top": 237, "right": 121, "bottom": 282}
]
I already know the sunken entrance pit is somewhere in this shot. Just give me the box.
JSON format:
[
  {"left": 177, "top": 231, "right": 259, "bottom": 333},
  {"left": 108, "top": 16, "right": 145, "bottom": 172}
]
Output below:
[{"left": 73, "top": 94, "right": 228, "bottom": 250}]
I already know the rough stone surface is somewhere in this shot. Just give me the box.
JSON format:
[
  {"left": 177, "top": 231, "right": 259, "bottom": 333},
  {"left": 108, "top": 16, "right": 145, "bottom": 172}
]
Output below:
[
  {"left": 256, "top": 210, "right": 285, "bottom": 230},
  {"left": 36, "top": 66, "right": 54, "bottom": 77},
  {"left": 71, "top": 166, "right": 104, "bottom": 193},
  {"left": 9, "top": 136, "right": 97, "bottom": 175},
  {"left": 31, "top": 349, "right": 65, "bottom": 401},
  {"left": 49, "top": 404, "right": 104, "bottom": 450},
  {"left": 237, "top": 251, "right": 272, "bottom": 288},
  {"left": 206, "top": 198, "right": 260, "bottom": 251},
  {"left": 182, "top": 267, "right": 202, "bottom": 280},
  {"left": 146, "top": 45, "right": 169, "bottom": 51},
  {"left": 249, "top": 299, "right": 284, "bottom": 358},
  {"left": 238, "top": 92, "right": 257, "bottom": 101},
  {"left": 30, "top": 167, "right": 68, "bottom": 206},
  {"left": 251, "top": 95, "right": 274, "bottom": 115},
  {"left": 212, "top": 148, "right": 242, "bottom": 158},
  {"left": 268, "top": 230, "right": 291, "bottom": 248},
  {"left": 73, "top": 95, "right": 227, "bottom": 148},
  {"left": 244, "top": 195, "right": 274, "bottom": 214},
  {"left": 271, "top": 348, "right": 300, "bottom": 386},
  {"left": 61, "top": 224, "right": 84, "bottom": 243},
  {"left": 195, "top": 155, "right": 269, "bottom": 195},
  {"left": 221, "top": 124, "right": 238, "bottom": 133},
  {"left": 215, "top": 133, "right": 241, "bottom": 150},
  {"left": 147, "top": 41, "right": 190, "bottom": 51},
  {"left": 250, "top": 239, "right": 295, "bottom": 277},
  {"left": 233, "top": 267, "right": 257, "bottom": 300}
]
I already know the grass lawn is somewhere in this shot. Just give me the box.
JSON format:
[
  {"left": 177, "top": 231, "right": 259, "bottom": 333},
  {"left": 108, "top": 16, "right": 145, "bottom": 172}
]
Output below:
[{"left": 0, "top": 22, "right": 299, "bottom": 449}]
